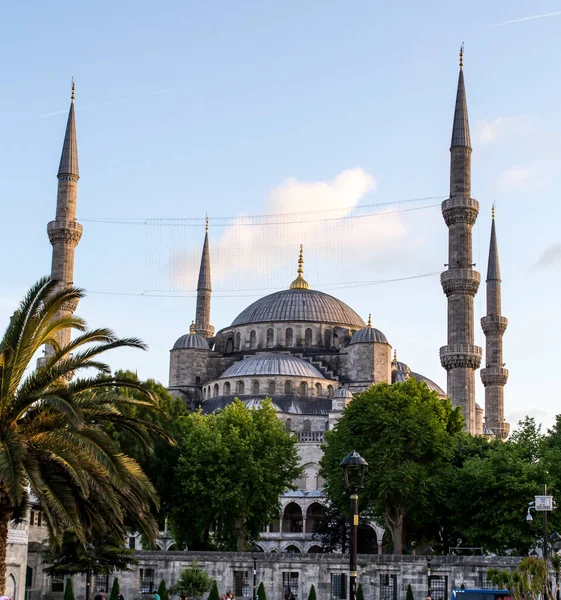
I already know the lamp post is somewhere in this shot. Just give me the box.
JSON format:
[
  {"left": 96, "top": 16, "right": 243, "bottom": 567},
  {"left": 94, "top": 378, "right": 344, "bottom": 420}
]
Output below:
[
  {"left": 340, "top": 450, "right": 368, "bottom": 600},
  {"left": 85, "top": 543, "right": 94, "bottom": 600},
  {"left": 251, "top": 544, "right": 260, "bottom": 600},
  {"left": 526, "top": 484, "right": 557, "bottom": 560},
  {"left": 425, "top": 546, "right": 434, "bottom": 600}
]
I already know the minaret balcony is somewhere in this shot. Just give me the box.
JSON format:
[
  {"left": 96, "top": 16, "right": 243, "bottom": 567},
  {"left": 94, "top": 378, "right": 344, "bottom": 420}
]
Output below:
[
  {"left": 47, "top": 219, "right": 83, "bottom": 247},
  {"left": 441, "top": 197, "right": 479, "bottom": 226},
  {"left": 481, "top": 315, "right": 508, "bottom": 335},
  {"left": 440, "top": 269, "right": 480, "bottom": 297},
  {"left": 439, "top": 344, "right": 482, "bottom": 370},
  {"left": 480, "top": 366, "right": 509, "bottom": 387}
]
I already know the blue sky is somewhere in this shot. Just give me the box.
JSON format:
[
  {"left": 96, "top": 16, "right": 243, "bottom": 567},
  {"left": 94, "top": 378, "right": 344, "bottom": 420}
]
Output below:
[{"left": 1, "top": 0, "right": 560, "bottom": 430}]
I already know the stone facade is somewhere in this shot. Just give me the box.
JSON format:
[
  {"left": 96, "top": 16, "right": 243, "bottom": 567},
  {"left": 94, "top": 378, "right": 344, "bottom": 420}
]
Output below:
[{"left": 27, "top": 550, "right": 528, "bottom": 600}]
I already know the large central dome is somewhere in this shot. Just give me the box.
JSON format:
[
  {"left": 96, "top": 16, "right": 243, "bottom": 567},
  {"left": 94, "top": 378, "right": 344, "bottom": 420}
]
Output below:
[{"left": 231, "top": 288, "right": 366, "bottom": 328}]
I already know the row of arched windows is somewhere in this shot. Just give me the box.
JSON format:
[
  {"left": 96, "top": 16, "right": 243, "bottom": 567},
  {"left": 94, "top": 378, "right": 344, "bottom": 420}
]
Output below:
[
  {"left": 202, "top": 380, "right": 335, "bottom": 399},
  {"left": 225, "top": 327, "right": 345, "bottom": 352}
]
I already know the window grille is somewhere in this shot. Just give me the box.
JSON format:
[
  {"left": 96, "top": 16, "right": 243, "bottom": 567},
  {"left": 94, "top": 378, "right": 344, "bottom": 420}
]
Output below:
[
  {"left": 140, "top": 568, "right": 156, "bottom": 593},
  {"left": 129, "top": 536, "right": 136, "bottom": 549},
  {"left": 95, "top": 574, "right": 109, "bottom": 593},
  {"left": 429, "top": 575, "right": 448, "bottom": 600},
  {"left": 331, "top": 573, "right": 347, "bottom": 600},
  {"left": 379, "top": 574, "right": 397, "bottom": 600},
  {"left": 233, "top": 571, "right": 249, "bottom": 597},
  {"left": 282, "top": 572, "right": 299, "bottom": 600},
  {"left": 51, "top": 576, "right": 64, "bottom": 593}
]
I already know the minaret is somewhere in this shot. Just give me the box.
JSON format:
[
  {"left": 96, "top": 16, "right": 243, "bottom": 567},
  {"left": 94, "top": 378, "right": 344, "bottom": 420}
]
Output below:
[
  {"left": 439, "top": 47, "right": 482, "bottom": 434},
  {"left": 194, "top": 217, "right": 214, "bottom": 339},
  {"left": 480, "top": 207, "right": 509, "bottom": 438},
  {"left": 47, "top": 81, "right": 83, "bottom": 350}
]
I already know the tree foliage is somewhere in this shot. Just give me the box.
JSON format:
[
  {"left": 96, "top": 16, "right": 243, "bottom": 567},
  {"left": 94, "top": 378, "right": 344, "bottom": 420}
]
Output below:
[
  {"left": 158, "top": 580, "right": 170, "bottom": 600},
  {"left": 43, "top": 532, "right": 137, "bottom": 576},
  {"left": 307, "top": 585, "right": 316, "bottom": 600},
  {"left": 356, "top": 584, "right": 364, "bottom": 600},
  {"left": 0, "top": 278, "right": 169, "bottom": 590},
  {"left": 169, "top": 562, "right": 212, "bottom": 600},
  {"left": 257, "top": 582, "right": 267, "bottom": 600},
  {"left": 405, "top": 583, "right": 414, "bottom": 600},
  {"left": 109, "top": 578, "right": 119, "bottom": 600},
  {"left": 208, "top": 581, "right": 219, "bottom": 600},
  {"left": 64, "top": 578, "right": 75, "bottom": 600},
  {"left": 320, "top": 379, "right": 463, "bottom": 553},
  {"left": 170, "top": 399, "right": 301, "bottom": 550},
  {"left": 488, "top": 557, "right": 548, "bottom": 600}
]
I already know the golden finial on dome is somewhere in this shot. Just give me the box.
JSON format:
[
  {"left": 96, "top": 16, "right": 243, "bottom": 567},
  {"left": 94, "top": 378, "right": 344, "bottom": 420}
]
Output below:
[
  {"left": 492, "top": 202, "right": 495, "bottom": 220},
  {"left": 289, "top": 244, "right": 310, "bottom": 290},
  {"left": 71, "top": 78, "right": 76, "bottom": 103},
  {"left": 459, "top": 43, "right": 464, "bottom": 68},
  {"left": 205, "top": 213, "right": 209, "bottom": 233},
  {"left": 393, "top": 349, "right": 397, "bottom": 362},
  {"left": 189, "top": 321, "right": 196, "bottom": 334},
  {"left": 367, "top": 313, "right": 372, "bottom": 327}
]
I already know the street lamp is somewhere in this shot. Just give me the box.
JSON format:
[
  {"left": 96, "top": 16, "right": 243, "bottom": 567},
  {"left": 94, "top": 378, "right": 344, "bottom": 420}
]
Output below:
[
  {"left": 526, "top": 485, "right": 557, "bottom": 560},
  {"left": 425, "top": 546, "right": 434, "bottom": 600},
  {"left": 85, "top": 543, "right": 94, "bottom": 600},
  {"left": 251, "top": 544, "right": 261, "bottom": 600},
  {"left": 340, "top": 450, "right": 368, "bottom": 600}
]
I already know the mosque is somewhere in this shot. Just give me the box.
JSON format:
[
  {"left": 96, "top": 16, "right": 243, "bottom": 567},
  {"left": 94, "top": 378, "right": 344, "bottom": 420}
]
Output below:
[{"left": 8, "top": 51, "right": 511, "bottom": 600}]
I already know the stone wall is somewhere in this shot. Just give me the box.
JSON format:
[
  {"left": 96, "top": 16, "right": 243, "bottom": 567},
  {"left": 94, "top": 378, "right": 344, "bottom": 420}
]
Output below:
[{"left": 30, "top": 550, "right": 525, "bottom": 600}]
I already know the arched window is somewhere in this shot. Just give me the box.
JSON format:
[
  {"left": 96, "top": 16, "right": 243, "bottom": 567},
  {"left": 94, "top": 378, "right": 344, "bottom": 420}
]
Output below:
[
  {"left": 282, "top": 503, "right": 303, "bottom": 533},
  {"left": 315, "top": 382, "right": 322, "bottom": 397},
  {"left": 325, "top": 421, "right": 329, "bottom": 431},
  {"left": 286, "top": 328, "right": 293, "bottom": 347},
  {"left": 300, "top": 381, "right": 308, "bottom": 396},
  {"left": 285, "top": 545, "right": 301, "bottom": 553},
  {"left": 250, "top": 330, "right": 257, "bottom": 349},
  {"left": 237, "top": 380, "right": 245, "bottom": 395},
  {"left": 224, "top": 381, "right": 231, "bottom": 395},
  {"left": 268, "top": 381, "right": 276, "bottom": 396},
  {"left": 266, "top": 328, "right": 274, "bottom": 348},
  {"left": 324, "top": 329, "right": 332, "bottom": 347},
  {"left": 284, "top": 381, "right": 292, "bottom": 395},
  {"left": 303, "top": 419, "right": 311, "bottom": 432},
  {"left": 203, "top": 387, "right": 206, "bottom": 400},
  {"left": 306, "top": 502, "right": 327, "bottom": 533},
  {"left": 285, "top": 418, "right": 292, "bottom": 431},
  {"left": 213, "top": 383, "right": 219, "bottom": 397},
  {"left": 327, "top": 385, "right": 333, "bottom": 398},
  {"left": 252, "top": 380, "right": 259, "bottom": 394},
  {"left": 235, "top": 332, "right": 241, "bottom": 350},
  {"left": 225, "top": 337, "right": 234, "bottom": 353},
  {"left": 305, "top": 328, "right": 313, "bottom": 346},
  {"left": 333, "top": 332, "right": 340, "bottom": 349},
  {"left": 196, "top": 376, "right": 201, "bottom": 386}
]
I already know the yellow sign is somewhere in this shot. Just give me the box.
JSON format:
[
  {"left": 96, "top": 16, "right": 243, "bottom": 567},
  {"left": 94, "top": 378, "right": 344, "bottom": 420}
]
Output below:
[{"left": 353, "top": 515, "right": 359, "bottom": 526}]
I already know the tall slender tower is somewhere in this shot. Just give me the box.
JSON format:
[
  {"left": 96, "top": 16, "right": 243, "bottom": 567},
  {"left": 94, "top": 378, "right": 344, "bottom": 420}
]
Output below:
[
  {"left": 194, "top": 218, "right": 214, "bottom": 339},
  {"left": 440, "top": 47, "right": 482, "bottom": 434},
  {"left": 47, "top": 81, "right": 83, "bottom": 350},
  {"left": 480, "top": 207, "right": 509, "bottom": 438}
]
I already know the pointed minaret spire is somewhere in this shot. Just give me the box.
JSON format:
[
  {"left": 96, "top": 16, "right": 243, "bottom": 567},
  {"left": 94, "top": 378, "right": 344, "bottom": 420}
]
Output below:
[
  {"left": 481, "top": 207, "right": 509, "bottom": 438},
  {"left": 194, "top": 219, "right": 214, "bottom": 339},
  {"left": 440, "top": 48, "right": 482, "bottom": 434},
  {"left": 46, "top": 82, "right": 83, "bottom": 354}
]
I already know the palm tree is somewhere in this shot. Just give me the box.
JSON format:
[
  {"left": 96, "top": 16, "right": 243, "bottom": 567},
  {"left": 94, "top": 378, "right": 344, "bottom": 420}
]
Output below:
[{"left": 0, "top": 277, "right": 171, "bottom": 591}]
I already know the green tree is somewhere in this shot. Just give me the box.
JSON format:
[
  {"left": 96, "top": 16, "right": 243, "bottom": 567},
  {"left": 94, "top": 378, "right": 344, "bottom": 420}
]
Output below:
[
  {"left": 64, "top": 578, "right": 75, "bottom": 600},
  {"left": 257, "top": 582, "right": 267, "bottom": 600},
  {"left": 158, "top": 580, "right": 170, "bottom": 600},
  {"left": 0, "top": 278, "right": 170, "bottom": 590},
  {"left": 109, "top": 578, "right": 119, "bottom": 600},
  {"left": 170, "top": 399, "right": 301, "bottom": 550},
  {"left": 169, "top": 562, "right": 212, "bottom": 600},
  {"left": 320, "top": 379, "right": 463, "bottom": 553},
  {"left": 488, "top": 557, "right": 547, "bottom": 600},
  {"left": 208, "top": 581, "right": 219, "bottom": 600},
  {"left": 356, "top": 584, "right": 364, "bottom": 600},
  {"left": 405, "top": 583, "right": 414, "bottom": 600},
  {"left": 43, "top": 532, "right": 137, "bottom": 577},
  {"left": 308, "top": 585, "right": 317, "bottom": 600}
]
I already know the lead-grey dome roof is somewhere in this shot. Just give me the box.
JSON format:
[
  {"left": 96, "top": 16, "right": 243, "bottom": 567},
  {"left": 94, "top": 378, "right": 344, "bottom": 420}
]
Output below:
[
  {"left": 333, "top": 388, "right": 353, "bottom": 399},
  {"left": 173, "top": 332, "right": 209, "bottom": 350},
  {"left": 231, "top": 289, "right": 365, "bottom": 328},
  {"left": 349, "top": 326, "right": 388, "bottom": 345},
  {"left": 220, "top": 353, "right": 325, "bottom": 379}
]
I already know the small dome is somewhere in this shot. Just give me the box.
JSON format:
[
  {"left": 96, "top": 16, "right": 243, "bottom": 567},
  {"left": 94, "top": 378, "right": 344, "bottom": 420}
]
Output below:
[
  {"left": 409, "top": 372, "right": 446, "bottom": 397},
  {"left": 220, "top": 353, "right": 324, "bottom": 379},
  {"left": 333, "top": 388, "right": 353, "bottom": 399},
  {"left": 349, "top": 316, "right": 388, "bottom": 345},
  {"left": 173, "top": 322, "right": 210, "bottom": 350}
]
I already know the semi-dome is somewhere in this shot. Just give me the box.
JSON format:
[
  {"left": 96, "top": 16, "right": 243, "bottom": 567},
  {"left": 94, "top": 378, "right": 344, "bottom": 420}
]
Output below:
[
  {"left": 390, "top": 350, "right": 445, "bottom": 396},
  {"left": 409, "top": 372, "right": 446, "bottom": 396},
  {"left": 333, "top": 387, "right": 353, "bottom": 399},
  {"left": 232, "top": 289, "right": 365, "bottom": 328},
  {"left": 220, "top": 352, "right": 324, "bottom": 379},
  {"left": 349, "top": 314, "right": 388, "bottom": 345},
  {"left": 173, "top": 322, "right": 210, "bottom": 350}
]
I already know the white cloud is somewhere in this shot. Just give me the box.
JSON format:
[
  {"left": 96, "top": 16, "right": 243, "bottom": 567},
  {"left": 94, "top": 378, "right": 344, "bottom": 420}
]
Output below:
[
  {"left": 166, "top": 168, "right": 431, "bottom": 292},
  {"left": 475, "top": 116, "right": 533, "bottom": 144},
  {"left": 498, "top": 164, "right": 541, "bottom": 191},
  {"left": 534, "top": 244, "right": 561, "bottom": 270}
]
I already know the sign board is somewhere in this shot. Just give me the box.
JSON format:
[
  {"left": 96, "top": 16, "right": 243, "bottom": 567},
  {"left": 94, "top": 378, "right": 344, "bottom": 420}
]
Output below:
[{"left": 535, "top": 495, "right": 553, "bottom": 511}]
